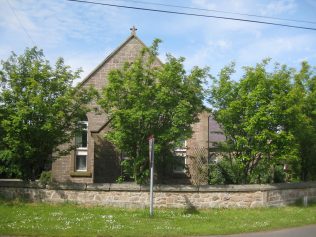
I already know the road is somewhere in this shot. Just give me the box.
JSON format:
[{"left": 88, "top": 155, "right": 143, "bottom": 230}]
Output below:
[
  {"left": 201, "top": 224, "right": 316, "bottom": 237},
  {"left": 1, "top": 224, "right": 316, "bottom": 237}
]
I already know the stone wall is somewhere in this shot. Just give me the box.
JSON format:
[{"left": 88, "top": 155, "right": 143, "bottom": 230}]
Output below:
[
  {"left": 1, "top": 180, "right": 316, "bottom": 209},
  {"left": 51, "top": 34, "right": 163, "bottom": 184}
]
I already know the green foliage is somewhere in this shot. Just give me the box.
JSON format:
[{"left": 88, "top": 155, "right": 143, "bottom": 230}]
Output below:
[
  {"left": 209, "top": 157, "right": 287, "bottom": 185},
  {"left": 99, "top": 40, "right": 208, "bottom": 184},
  {"left": 292, "top": 62, "right": 316, "bottom": 180},
  {"left": 0, "top": 47, "right": 96, "bottom": 180},
  {"left": 210, "top": 59, "right": 316, "bottom": 183},
  {"left": 209, "top": 158, "right": 240, "bottom": 185},
  {"left": 39, "top": 171, "right": 52, "bottom": 185},
  {"left": 115, "top": 175, "right": 125, "bottom": 184}
]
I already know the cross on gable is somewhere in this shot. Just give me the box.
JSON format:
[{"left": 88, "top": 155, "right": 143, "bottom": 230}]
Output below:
[{"left": 130, "top": 25, "right": 137, "bottom": 35}]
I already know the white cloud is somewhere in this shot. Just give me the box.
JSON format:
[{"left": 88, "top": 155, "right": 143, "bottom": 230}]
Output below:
[
  {"left": 63, "top": 48, "right": 113, "bottom": 81},
  {"left": 191, "top": 0, "right": 217, "bottom": 10},
  {"left": 185, "top": 39, "right": 233, "bottom": 69},
  {"left": 0, "top": 0, "right": 133, "bottom": 82},
  {"left": 216, "top": 40, "right": 232, "bottom": 50},
  {"left": 0, "top": 0, "right": 130, "bottom": 49},
  {"left": 192, "top": 0, "right": 297, "bottom": 18},
  {"left": 190, "top": 0, "right": 266, "bottom": 34},
  {"left": 0, "top": 3, "right": 36, "bottom": 32},
  {"left": 1, "top": 0, "right": 315, "bottom": 85},
  {"left": 237, "top": 35, "right": 312, "bottom": 65},
  {"left": 0, "top": 0, "right": 132, "bottom": 90},
  {"left": 150, "top": 0, "right": 260, "bottom": 37},
  {"left": 260, "top": 0, "right": 297, "bottom": 16}
]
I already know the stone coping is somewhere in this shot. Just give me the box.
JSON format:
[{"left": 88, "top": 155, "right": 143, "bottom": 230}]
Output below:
[
  {"left": 0, "top": 179, "right": 45, "bottom": 189},
  {"left": 0, "top": 179, "right": 316, "bottom": 192}
]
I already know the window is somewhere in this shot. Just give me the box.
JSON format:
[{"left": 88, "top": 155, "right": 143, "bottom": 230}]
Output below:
[
  {"left": 173, "top": 140, "right": 187, "bottom": 173},
  {"left": 75, "top": 119, "right": 88, "bottom": 171},
  {"left": 76, "top": 155, "right": 87, "bottom": 171},
  {"left": 75, "top": 121, "right": 87, "bottom": 148},
  {"left": 173, "top": 155, "right": 186, "bottom": 173}
]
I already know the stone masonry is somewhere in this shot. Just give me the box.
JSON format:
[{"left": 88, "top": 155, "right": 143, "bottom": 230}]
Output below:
[
  {"left": 52, "top": 33, "right": 159, "bottom": 184},
  {"left": 51, "top": 30, "right": 225, "bottom": 185},
  {"left": 1, "top": 180, "right": 316, "bottom": 209}
]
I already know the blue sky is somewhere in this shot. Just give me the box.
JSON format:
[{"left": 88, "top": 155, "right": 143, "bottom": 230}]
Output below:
[{"left": 1, "top": 0, "right": 316, "bottom": 82}]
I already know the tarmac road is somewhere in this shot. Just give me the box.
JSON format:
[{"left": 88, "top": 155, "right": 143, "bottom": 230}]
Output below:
[
  {"left": 200, "top": 224, "right": 316, "bottom": 237},
  {"left": 1, "top": 224, "right": 316, "bottom": 237}
]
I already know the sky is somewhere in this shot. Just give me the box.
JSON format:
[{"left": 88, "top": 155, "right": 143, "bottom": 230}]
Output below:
[{"left": 1, "top": 0, "right": 316, "bottom": 83}]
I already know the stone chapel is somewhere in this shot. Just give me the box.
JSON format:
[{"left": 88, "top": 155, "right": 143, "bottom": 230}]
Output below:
[{"left": 52, "top": 28, "right": 224, "bottom": 184}]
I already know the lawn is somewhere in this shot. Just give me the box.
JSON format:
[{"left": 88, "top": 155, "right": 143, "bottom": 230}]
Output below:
[{"left": 0, "top": 200, "right": 316, "bottom": 237}]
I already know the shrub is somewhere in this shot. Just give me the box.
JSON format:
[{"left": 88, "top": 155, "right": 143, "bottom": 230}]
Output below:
[
  {"left": 39, "top": 171, "right": 52, "bottom": 185},
  {"left": 209, "top": 158, "right": 241, "bottom": 184},
  {"left": 209, "top": 157, "right": 287, "bottom": 184}
]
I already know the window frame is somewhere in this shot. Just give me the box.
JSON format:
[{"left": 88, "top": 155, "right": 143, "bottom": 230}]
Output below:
[
  {"left": 173, "top": 140, "right": 187, "bottom": 174},
  {"left": 75, "top": 120, "right": 88, "bottom": 172}
]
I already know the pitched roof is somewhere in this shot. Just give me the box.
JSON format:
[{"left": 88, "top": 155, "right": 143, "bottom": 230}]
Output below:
[
  {"left": 90, "top": 118, "right": 112, "bottom": 134},
  {"left": 82, "top": 31, "right": 162, "bottom": 133},
  {"left": 79, "top": 33, "right": 154, "bottom": 87}
]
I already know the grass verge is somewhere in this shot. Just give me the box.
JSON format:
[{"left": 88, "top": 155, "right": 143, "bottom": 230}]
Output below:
[{"left": 0, "top": 200, "right": 316, "bottom": 237}]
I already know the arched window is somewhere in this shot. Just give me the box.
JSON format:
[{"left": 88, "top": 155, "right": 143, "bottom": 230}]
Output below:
[{"left": 75, "top": 116, "right": 88, "bottom": 171}]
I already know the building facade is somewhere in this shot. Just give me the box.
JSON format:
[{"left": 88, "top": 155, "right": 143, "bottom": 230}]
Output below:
[{"left": 52, "top": 29, "right": 224, "bottom": 184}]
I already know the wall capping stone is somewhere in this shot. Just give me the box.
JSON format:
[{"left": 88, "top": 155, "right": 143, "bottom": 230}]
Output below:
[
  {"left": 86, "top": 183, "right": 110, "bottom": 191},
  {"left": 0, "top": 179, "right": 44, "bottom": 189},
  {"left": 1, "top": 179, "right": 316, "bottom": 192},
  {"left": 46, "top": 183, "right": 87, "bottom": 191},
  {"left": 109, "top": 183, "right": 141, "bottom": 191},
  {"left": 154, "top": 185, "right": 199, "bottom": 192}
]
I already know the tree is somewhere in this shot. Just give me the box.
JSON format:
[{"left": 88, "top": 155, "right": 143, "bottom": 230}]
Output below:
[
  {"left": 99, "top": 40, "right": 208, "bottom": 184},
  {"left": 291, "top": 62, "right": 316, "bottom": 181},
  {"left": 0, "top": 47, "right": 95, "bottom": 180},
  {"left": 209, "top": 59, "right": 312, "bottom": 184}
]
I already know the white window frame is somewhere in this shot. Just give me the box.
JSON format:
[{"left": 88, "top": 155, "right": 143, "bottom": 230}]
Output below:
[
  {"left": 75, "top": 121, "right": 88, "bottom": 172},
  {"left": 173, "top": 140, "right": 187, "bottom": 173}
]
